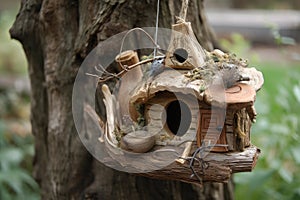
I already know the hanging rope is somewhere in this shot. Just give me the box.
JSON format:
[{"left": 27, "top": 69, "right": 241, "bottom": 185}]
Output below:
[
  {"left": 118, "top": 28, "right": 159, "bottom": 70},
  {"left": 179, "top": 0, "right": 189, "bottom": 22}
]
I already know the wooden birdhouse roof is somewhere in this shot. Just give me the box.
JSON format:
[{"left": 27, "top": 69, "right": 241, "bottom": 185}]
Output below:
[
  {"left": 130, "top": 69, "right": 205, "bottom": 105},
  {"left": 204, "top": 83, "right": 256, "bottom": 109},
  {"left": 130, "top": 66, "right": 264, "bottom": 110}
]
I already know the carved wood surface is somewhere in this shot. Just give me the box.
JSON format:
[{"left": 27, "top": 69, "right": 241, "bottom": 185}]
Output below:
[
  {"left": 116, "top": 50, "right": 143, "bottom": 121},
  {"left": 204, "top": 83, "right": 256, "bottom": 109},
  {"left": 197, "top": 109, "right": 228, "bottom": 152},
  {"left": 142, "top": 145, "right": 260, "bottom": 184},
  {"left": 130, "top": 69, "right": 205, "bottom": 106},
  {"left": 164, "top": 22, "right": 206, "bottom": 69},
  {"left": 240, "top": 67, "right": 264, "bottom": 91},
  {"left": 130, "top": 65, "right": 264, "bottom": 109}
]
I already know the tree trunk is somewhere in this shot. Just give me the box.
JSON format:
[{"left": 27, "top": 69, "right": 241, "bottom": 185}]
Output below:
[{"left": 10, "top": 0, "right": 233, "bottom": 199}]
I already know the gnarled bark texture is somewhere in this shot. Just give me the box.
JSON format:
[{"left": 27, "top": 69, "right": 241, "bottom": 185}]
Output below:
[{"left": 10, "top": 0, "right": 233, "bottom": 199}]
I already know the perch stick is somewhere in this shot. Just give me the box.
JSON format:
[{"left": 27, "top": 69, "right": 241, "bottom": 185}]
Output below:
[{"left": 176, "top": 141, "right": 193, "bottom": 164}]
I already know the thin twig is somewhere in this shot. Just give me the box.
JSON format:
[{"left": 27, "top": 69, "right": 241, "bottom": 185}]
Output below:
[
  {"left": 85, "top": 73, "right": 102, "bottom": 79},
  {"left": 87, "top": 55, "right": 165, "bottom": 82},
  {"left": 95, "top": 65, "right": 119, "bottom": 78},
  {"left": 185, "top": 143, "right": 228, "bottom": 184}
]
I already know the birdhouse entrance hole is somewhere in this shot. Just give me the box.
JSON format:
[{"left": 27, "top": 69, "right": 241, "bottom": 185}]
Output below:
[
  {"left": 165, "top": 100, "right": 192, "bottom": 136},
  {"left": 174, "top": 48, "right": 188, "bottom": 63}
]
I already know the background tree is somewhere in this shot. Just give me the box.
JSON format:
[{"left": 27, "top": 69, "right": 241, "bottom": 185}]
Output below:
[{"left": 10, "top": 0, "right": 233, "bottom": 199}]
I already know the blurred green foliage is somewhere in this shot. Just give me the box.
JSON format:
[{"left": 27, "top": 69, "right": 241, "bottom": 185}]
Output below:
[
  {"left": 0, "top": 10, "right": 27, "bottom": 74},
  {"left": 0, "top": 123, "right": 39, "bottom": 200},
  {"left": 0, "top": 9, "right": 40, "bottom": 200},
  {"left": 221, "top": 34, "right": 300, "bottom": 200},
  {"left": 235, "top": 66, "right": 300, "bottom": 200},
  {"left": 268, "top": 24, "right": 296, "bottom": 46}
]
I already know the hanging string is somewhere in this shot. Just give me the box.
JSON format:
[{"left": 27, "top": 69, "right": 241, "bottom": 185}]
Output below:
[
  {"left": 118, "top": 0, "right": 161, "bottom": 63},
  {"left": 153, "top": 0, "right": 160, "bottom": 57},
  {"left": 179, "top": 0, "right": 189, "bottom": 22},
  {"left": 118, "top": 28, "right": 159, "bottom": 70}
]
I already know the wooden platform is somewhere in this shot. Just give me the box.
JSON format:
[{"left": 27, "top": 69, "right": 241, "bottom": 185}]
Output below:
[{"left": 141, "top": 145, "right": 260, "bottom": 184}]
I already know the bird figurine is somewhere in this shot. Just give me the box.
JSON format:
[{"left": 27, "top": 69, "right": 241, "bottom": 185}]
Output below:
[
  {"left": 147, "top": 58, "right": 165, "bottom": 81},
  {"left": 218, "top": 67, "right": 249, "bottom": 89}
]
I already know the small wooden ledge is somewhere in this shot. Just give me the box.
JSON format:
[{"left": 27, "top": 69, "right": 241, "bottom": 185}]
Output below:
[{"left": 141, "top": 145, "right": 260, "bottom": 184}]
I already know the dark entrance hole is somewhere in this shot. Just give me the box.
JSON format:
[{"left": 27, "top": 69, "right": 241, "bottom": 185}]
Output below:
[
  {"left": 165, "top": 100, "right": 192, "bottom": 136},
  {"left": 174, "top": 48, "right": 188, "bottom": 63}
]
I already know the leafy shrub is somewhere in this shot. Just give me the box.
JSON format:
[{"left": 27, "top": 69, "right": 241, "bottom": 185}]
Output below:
[
  {"left": 235, "top": 67, "right": 300, "bottom": 200},
  {"left": 0, "top": 122, "right": 39, "bottom": 200},
  {"left": 222, "top": 34, "right": 300, "bottom": 200}
]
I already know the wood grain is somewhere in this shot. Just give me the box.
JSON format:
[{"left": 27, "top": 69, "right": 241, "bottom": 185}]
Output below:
[{"left": 141, "top": 145, "right": 260, "bottom": 184}]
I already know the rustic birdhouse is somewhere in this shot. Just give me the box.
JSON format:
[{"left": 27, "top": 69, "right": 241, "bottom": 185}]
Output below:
[
  {"left": 129, "top": 65, "right": 262, "bottom": 151},
  {"left": 129, "top": 21, "right": 263, "bottom": 153},
  {"left": 97, "top": 19, "right": 264, "bottom": 184}
]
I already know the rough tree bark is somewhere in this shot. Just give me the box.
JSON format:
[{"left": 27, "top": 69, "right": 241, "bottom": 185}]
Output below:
[{"left": 10, "top": 0, "right": 233, "bottom": 199}]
